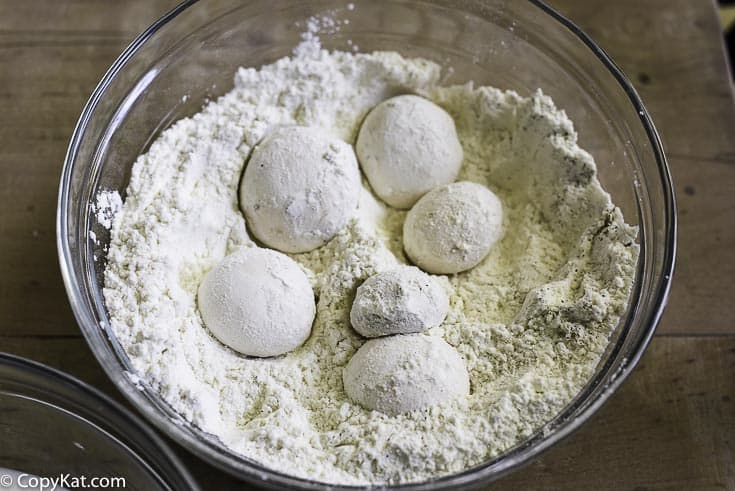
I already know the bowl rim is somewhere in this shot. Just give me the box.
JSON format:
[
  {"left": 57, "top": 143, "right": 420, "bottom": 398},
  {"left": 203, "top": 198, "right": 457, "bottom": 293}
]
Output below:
[
  {"left": 0, "top": 353, "right": 200, "bottom": 490},
  {"left": 56, "top": 0, "right": 676, "bottom": 489}
]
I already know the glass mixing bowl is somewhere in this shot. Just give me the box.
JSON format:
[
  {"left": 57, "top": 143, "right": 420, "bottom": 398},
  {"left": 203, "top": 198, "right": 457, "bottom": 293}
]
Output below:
[
  {"left": 57, "top": 0, "right": 676, "bottom": 489},
  {"left": 0, "top": 353, "right": 198, "bottom": 490}
]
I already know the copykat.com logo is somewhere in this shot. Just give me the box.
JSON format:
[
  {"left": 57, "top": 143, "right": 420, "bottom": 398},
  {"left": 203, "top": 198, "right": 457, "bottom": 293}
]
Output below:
[{"left": 0, "top": 472, "right": 126, "bottom": 490}]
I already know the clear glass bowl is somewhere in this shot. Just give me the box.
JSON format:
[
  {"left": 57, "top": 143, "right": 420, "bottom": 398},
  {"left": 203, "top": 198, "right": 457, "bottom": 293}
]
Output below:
[
  {"left": 57, "top": 0, "right": 676, "bottom": 489},
  {"left": 0, "top": 353, "right": 198, "bottom": 490}
]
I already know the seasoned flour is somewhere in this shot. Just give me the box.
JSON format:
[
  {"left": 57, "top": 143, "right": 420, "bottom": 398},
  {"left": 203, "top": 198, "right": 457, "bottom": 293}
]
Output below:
[{"left": 103, "top": 37, "right": 638, "bottom": 484}]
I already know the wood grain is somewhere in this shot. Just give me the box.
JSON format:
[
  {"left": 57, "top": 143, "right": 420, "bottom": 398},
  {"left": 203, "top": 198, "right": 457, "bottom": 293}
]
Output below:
[
  {"left": 0, "top": 0, "right": 733, "bottom": 489},
  {"left": 0, "top": 336, "right": 114, "bottom": 393},
  {"left": 0, "top": 43, "right": 128, "bottom": 336},
  {"left": 549, "top": 0, "right": 735, "bottom": 335},
  {"left": 492, "top": 336, "right": 735, "bottom": 490},
  {"left": 0, "top": 1, "right": 177, "bottom": 336},
  {"left": 0, "top": 1, "right": 177, "bottom": 35}
]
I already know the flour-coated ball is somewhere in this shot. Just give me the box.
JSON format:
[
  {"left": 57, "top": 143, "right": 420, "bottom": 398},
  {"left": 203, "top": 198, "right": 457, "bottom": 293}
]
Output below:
[
  {"left": 343, "top": 334, "right": 469, "bottom": 415},
  {"left": 403, "top": 181, "right": 503, "bottom": 274},
  {"left": 197, "top": 247, "right": 315, "bottom": 357},
  {"left": 240, "top": 126, "right": 361, "bottom": 253},
  {"left": 350, "top": 265, "right": 448, "bottom": 338},
  {"left": 356, "top": 95, "right": 463, "bottom": 209}
]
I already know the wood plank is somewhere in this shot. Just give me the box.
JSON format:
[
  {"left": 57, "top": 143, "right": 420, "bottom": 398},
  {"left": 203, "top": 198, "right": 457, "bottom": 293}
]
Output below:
[
  {"left": 0, "top": 1, "right": 177, "bottom": 35},
  {"left": 0, "top": 41, "right": 131, "bottom": 336},
  {"left": 668, "top": 156, "right": 735, "bottom": 332},
  {"left": 550, "top": 0, "right": 735, "bottom": 158},
  {"left": 548, "top": 0, "right": 735, "bottom": 335},
  {"left": 490, "top": 336, "right": 735, "bottom": 490},
  {"left": 0, "top": 336, "right": 115, "bottom": 393},
  {"left": 0, "top": 0, "right": 177, "bottom": 333},
  {"left": 0, "top": 0, "right": 175, "bottom": 332}
]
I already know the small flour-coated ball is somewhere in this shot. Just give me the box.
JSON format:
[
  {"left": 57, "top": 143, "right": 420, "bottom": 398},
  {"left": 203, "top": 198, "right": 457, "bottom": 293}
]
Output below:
[
  {"left": 403, "top": 181, "right": 503, "bottom": 274},
  {"left": 197, "top": 247, "right": 315, "bottom": 357},
  {"left": 343, "top": 334, "right": 470, "bottom": 415},
  {"left": 350, "top": 265, "right": 448, "bottom": 338},
  {"left": 240, "top": 126, "right": 361, "bottom": 253},
  {"left": 355, "top": 94, "right": 463, "bottom": 209}
]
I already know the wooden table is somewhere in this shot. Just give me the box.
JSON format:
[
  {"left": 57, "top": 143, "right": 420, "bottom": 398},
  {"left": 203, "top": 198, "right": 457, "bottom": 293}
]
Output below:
[{"left": 1, "top": 1, "right": 733, "bottom": 488}]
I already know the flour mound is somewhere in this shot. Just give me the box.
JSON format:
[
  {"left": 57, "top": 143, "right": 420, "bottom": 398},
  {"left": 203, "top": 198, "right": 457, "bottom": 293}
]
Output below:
[{"left": 103, "top": 40, "right": 638, "bottom": 485}]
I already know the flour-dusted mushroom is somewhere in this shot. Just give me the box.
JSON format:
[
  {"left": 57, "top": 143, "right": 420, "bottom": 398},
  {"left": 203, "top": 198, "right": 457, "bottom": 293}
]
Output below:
[
  {"left": 197, "top": 247, "right": 315, "bottom": 357},
  {"left": 356, "top": 95, "right": 463, "bottom": 209},
  {"left": 404, "top": 181, "right": 503, "bottom": 274},
  {"left": 240, "top": 126, "right": 361, "bottom": 253},
  {"left": 350, "top": 266, "right": 448, "bottom": 338},
  {"left": 343, "top": 334, "right": 469, "bottom": 415}
]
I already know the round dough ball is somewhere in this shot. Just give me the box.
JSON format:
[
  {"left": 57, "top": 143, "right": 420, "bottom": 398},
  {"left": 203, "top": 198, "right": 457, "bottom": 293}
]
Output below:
[
  {"left": 343, "top": 335, "right": 469, "bottom": 415},
  {"left": 403, "top": 181, "right": 503, "bottom": 274},
  {"left": 240, "top": 126, "right": 361, "bottom": 253},
  {"left": 350, "top": 265, "right": 448, "bottom": 338},
  {"left": 356, "top": 94, "right": 463, "bottom": 209},
  {"left": 197, "top": 247, "right": 315, "bottom": 357}
]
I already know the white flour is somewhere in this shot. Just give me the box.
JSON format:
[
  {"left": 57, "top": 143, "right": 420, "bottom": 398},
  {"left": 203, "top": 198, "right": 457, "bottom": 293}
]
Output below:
[{"left": 102, "top": 37, "right": 638, "bottom": 484}]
